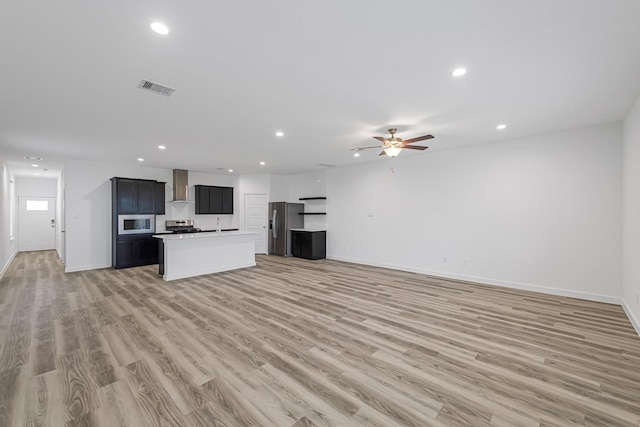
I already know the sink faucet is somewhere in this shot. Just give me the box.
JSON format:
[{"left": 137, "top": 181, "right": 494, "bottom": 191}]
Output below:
[{"left": 217, "top": 217, "right": 221, "bottom": 234}]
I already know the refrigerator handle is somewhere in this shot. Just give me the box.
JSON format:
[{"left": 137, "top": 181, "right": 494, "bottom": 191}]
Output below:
[{"left": 272, "top": 210, "right": 278, "bottom": 238}]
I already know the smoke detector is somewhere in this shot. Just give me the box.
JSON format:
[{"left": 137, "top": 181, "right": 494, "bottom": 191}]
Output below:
[{"left": 137, "top": 79, "right": 175, "bottom": 97}]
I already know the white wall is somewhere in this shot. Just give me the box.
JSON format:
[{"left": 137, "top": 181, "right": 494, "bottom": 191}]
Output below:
[
  {"left": 270, "top": 170, "right": 328, "bottom": 230},
  {"left": 0, "top": 162, "right": 17, "bottom": 278},
  {"left": 622, "top": 96, "right": 640, "bottom": 334},
  {"left": 64, "top": 159, "right": 173, "bottom": 272},
  {"left": 237, "top": 174, "right": 270, "bottom": 230},
  {"left": 178, "top": 171, "right": 239, "bottom": 231},
  {"left": 328, "top": 124, "right": 622, "bottom": 303},
  {"left": 15, "top": 176, "right": 57, "bottom": 196},
  {"left": 270, "top": 174, "right": 290, "bottom": 202},
  {"left": 63, "top": 160, "right": 248, "bottom": 272}
]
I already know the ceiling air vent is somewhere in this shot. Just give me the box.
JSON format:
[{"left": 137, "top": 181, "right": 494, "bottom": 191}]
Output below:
[
  {"left": 137, "top": 79, "right": 175, "bottom": 97},
  {"left": 316, "top": 163, "right": 337, "bottom": 168}
]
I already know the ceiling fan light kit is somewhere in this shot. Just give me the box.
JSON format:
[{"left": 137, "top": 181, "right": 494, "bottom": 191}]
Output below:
[
  {"left": 383, "top": 146, "right": 402, "bottom": 157},
  {"left": 353, "top": 128, "right": 434, "bottom": 158}
]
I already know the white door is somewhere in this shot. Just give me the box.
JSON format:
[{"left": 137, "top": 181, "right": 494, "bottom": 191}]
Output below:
[
  {"left": 244, "top": 194, "right": 267, "bottom": 254},
  {"left": 19, "top": 196, "right": 56, "bottom": 252}
]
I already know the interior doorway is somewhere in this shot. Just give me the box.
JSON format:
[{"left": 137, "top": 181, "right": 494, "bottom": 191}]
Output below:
[
  {"left": 18, "top": 196, "right": 56, "bottom": 252},
  {"left": 244, "top": 194, "right": 268, "bottom": 254}
]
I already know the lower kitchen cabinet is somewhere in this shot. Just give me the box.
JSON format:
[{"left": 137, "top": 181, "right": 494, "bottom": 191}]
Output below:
[
  {"left": 291, "top": 230, "right": 326, "bottom": 260},
  {"left": 114, "top": 234, "right": 158, "bottom": 268}
]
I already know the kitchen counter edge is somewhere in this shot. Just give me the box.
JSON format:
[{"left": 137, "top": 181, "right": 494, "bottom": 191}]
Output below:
[{"left": 153, "top": 230, "right": 255, "bottom": 240}]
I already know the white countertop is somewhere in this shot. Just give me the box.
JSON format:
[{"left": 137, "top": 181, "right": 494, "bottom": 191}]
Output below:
[
  {"left": 290, "top": 228, "right": 326, "bottom": 232},
  {"left": 153, "top": 231, "right": 255, "bottom": 240}
]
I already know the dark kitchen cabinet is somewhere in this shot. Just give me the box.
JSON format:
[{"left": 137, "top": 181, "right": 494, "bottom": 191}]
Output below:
[
  {"left": 115, "top": 178, "right": 138, "bottom": 214},
  {"left": 291, "top": 230, "right": 326, "bottom": 260},
  {"left": 220, "top": 186, "right": 233, "bottom": 214},
  {"left": 111, "top": 177, "right": 164, "bottom": 269},
  {"left": 137, "top": 180, "right": 156, "bottom": 214},
  {"left": 114, "top": 234, "right": 158, "bottom": 269},
  {"left": 195, "top": 185, "right": 210, "bottom": 214},
  {"left": 154, "top": 182, "right": 166, "bottom": 215},
  {"left": 115, "top": 240, "right": 135, "bottom": 268},
  {"left": 112, "top": 177, "right": 161, "bottom": 214},
  {"left": 195, "top": 185, "right": 234, "bottom": 214}
]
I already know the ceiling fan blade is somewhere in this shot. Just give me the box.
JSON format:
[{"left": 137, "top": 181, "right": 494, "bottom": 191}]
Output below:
[
  {"left": 403, "top": 134, "right": 434, "bottom": 144},
  {"left": 351, "top": 145, "right": 383, "bottom": 151},
  {"left": 378, "top": 151, "right": 387, "bottom": 156},
  {"left": 373, "top": 136, "right": 387, "bottom": 143},
  {"left": 401, "top": 145, "right": 429, "bottom": 151}
]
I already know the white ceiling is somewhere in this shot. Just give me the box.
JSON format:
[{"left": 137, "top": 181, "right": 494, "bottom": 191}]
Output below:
[{"left": 2, "top": 0, "right": 640, "bottom": 176}]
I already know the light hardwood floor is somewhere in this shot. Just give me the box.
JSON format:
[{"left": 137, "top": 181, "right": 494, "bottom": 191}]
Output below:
[{"left": 0, "top": 251, "right": 639, "bottom": 426}]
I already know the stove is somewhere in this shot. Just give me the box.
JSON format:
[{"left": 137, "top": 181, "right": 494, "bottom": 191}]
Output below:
[{"left": 165, "top": 219, "right": 201, "bottom": 234}]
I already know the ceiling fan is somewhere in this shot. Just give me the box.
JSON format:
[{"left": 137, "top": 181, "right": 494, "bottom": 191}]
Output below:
[{"left": 352, "top": 128, "right": 434, "bottom": 157}]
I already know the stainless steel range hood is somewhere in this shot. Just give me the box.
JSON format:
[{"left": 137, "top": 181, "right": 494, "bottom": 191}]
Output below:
[{"left": 172, "top": 169, "right": 189, "bottom": 202}]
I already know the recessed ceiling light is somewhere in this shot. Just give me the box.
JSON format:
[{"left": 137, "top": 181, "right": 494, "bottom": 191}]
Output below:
[
  {"left": 31, "top": 164, "right": 39, "bottom": 167},
  {"left": 451, "top": 68, "right": 467, "bottom": 77},
  {"left": 496, "top": 124, "right": 507, "bottom": 130},
  {"left": 34, "top": 173, "right": 40, "bottom": 176},
  {"left": 150, "top": 22, "right": 170, "bottom": 35},
  {"left": 228, "top": 169, "right": 233, "bottom": 173},
  {"left": 259, "top": 161, "right": 266, "bottom": 166},
  {"left": 137, "top": 158, "right": 145, "bottom": 162},
  {"left": 158, "top": 145, "right": 166, "bottom": 150},
  {"left": 275, "top": 131, "right": 284, "bottom": 137},
  {"left": 24, "top": 156, "right": 43, "bottom": 161},
  {"left": 353, "top": 153, "right": 360, "bottom": 157}
]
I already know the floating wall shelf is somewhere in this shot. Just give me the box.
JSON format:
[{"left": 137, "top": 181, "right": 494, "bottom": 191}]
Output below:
[
  {"left": 299, "top": 212, "right": 326, "bottom": 215},
  {"left": 299, "top": 197, "right": 327, "bottom": 200}
]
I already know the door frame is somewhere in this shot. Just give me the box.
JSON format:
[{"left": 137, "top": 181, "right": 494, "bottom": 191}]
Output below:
[
  {"left": 243, "top": 193, "right": 268, "bottom": 254},
  {"left": 18, "top": 195, "right": 57, "bottom": 252}
]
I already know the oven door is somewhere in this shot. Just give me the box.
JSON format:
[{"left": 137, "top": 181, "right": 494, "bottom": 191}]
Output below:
[{"left": 118, "top": 214, "right": 155, "bottom": 235}]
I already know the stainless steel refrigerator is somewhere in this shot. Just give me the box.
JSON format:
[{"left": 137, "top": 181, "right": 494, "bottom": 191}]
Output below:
[{"left": 268, "top": 202, "right": 304, "bottom": 256}]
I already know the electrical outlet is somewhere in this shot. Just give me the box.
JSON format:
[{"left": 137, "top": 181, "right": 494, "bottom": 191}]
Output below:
[
  {"left": 462, "top": 257, "right": 469, "bottom": 266},
  {"left": 442, "top": 257, "right": 447, "bottom": 264},
  {"left": 367, "top": 212, "right": 374, "bottom": 217}
]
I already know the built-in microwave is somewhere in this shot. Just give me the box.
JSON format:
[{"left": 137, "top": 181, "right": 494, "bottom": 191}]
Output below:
[{"left": 118, "top": 214, "right": 155, "bottom": 235}]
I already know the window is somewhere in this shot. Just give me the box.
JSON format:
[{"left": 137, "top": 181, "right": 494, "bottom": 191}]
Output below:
[{"left": 26, "top": 200, "right": 48, "bottom": 211}]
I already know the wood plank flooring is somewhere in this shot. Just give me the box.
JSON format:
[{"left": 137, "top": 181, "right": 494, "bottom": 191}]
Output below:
[{"left": 0, "top": 251, "right": 639, "bottom": 426}]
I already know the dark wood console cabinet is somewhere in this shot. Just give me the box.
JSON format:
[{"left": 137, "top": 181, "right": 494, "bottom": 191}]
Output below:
[{"left": 291, "top": 230, "right": 326, "bottom": 260}]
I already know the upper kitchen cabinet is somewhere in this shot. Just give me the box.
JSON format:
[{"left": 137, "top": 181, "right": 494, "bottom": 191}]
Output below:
[
  {"left": 138, "top": 180, "right": 156, "bottom": 214},
  {"left": 114, "top": 178, "right": 138, "bottom": 214},
  {"left": 195, "top": 185, "right": 233, "bottom": 214},
  {"left": 154, "top": 182, "right": 166, "bottom": 215},
  {"left": 195, "top": 185, "right": 210, "bottom": 215},
  {"left": 220, "top": 186, "right": 233, "bottom": 214},
  {"left": 111, "top": 177, "right": 165, "bottom": 215}
]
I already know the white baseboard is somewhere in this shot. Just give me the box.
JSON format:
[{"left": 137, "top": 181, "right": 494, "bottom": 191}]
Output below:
[
  {"left": 622, "top": 300, "right": 640, "bottom": 337},
  {"left": 0, "top": 250, "right": 17, "bottom": 280},
  {"left": 328, "top": 255, "right": 622, "bottom": 305},
  {"left": 65, "top": 263, "right": 110, "bottom": 273}
]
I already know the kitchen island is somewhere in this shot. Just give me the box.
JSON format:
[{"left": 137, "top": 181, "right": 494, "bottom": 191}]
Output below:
[{"left": 153, "top": 231, "right": 256, "bottom": 281}]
